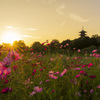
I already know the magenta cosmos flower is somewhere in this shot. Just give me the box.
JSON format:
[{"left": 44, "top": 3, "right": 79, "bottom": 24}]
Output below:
[
  {"left": 75, "top": 74, "right": 80, "bottom": 78},
  {"left": 1, "top": 87, "right": 12, "bottom": 94},
  {"left": 3, "top": 57, "right": 11, "bottom": 67}
]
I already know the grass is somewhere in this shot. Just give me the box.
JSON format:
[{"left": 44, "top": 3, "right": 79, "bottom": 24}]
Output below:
[{"left": 0, "top": 49, "right": 100, "bottom": 100}]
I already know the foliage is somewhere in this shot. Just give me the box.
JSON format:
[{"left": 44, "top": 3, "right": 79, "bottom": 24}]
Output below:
[
  {"left": 49, "top": 39, "right": 60, "bottom": 52},
  {"left": 81, "top": 45, "right": 97, "bottom": 53}
]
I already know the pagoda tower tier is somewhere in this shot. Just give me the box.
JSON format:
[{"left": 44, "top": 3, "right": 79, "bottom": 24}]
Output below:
[{"left": 79, "top": 27, "right": 87, "bottom": 38}]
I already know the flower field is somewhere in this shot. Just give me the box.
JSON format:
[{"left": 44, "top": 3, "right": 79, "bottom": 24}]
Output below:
[{"left": 0, "top": 47, "right": 100, "bottom": 100}]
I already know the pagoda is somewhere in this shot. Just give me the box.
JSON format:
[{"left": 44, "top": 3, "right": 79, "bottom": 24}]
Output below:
[{"left": 79, "top": 27, "right": 87, "bottom": 38}]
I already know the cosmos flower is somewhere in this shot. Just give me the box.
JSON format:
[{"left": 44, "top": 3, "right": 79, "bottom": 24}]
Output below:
[
  {"left": 1, "top": 87, "right": 12, "bottom": 94},
  {"left": 30, "top": 91, "right": 36, "bottom": 95},
  {"left": 60, "top": 69, "right": 67, "bottom": 76},
  {"left": 75, "top": 74, "right": 80, "bottom": 78},
  {"left": 90, "top": 89, "right": 93, "bottom": 93},
  {"left": 79, "top": 70, "right": 84, "bottom": 74},
  {"left": 34, "top": 86, "right": 43, "bottom": 92},
  {"left": 51, "top": 89, "right": 55, "bottom": 92},
  {"left": 97, "top": 85, "right": 100, "bottom": 88},
  {"left": 73, "top": 68, "right": 80, "bottom": 70},
  {"left": 3, "top": 57, "right": 11, "bottom": 67},
  {"left": 92, "top": 49, "right": 97, "bottom": 53},
  {"left": 8, "top": 51, "right": 20, "bottom": 61},
  {"left": 88, "top": 63, "right": 93, "bottom": 68},
  {"left": 49, "top": 74, "right": 58, "bottom": 79}
]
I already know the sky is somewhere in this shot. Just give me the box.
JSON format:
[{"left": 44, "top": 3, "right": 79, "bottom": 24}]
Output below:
[{"left": 0, "top": 0, "right": 100, "bottom": 46}]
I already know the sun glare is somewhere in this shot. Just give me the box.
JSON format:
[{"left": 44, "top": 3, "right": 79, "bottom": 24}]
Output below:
[{"left": 2, "top": 31, "right": 21, "bottom": 45}]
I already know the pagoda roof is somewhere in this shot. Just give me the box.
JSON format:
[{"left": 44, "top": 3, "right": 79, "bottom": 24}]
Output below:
[{"left": 79, "top": 30, "right": 87, "bottom": 33}]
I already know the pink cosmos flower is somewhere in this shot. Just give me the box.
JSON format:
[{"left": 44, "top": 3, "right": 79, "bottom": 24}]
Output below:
[
  {"left": 3, "top": 57, "right": 11, "bottom": 67},
  {"left": 49, "top": 74, "right": 58, "bottom": 79},
  {"left": 73, "top": 68, "right": 80, "bottom": 70},
  {"left": 39, "top": 81, "right": 42, "bottom": 85},
  {"left": 90, "top": 89, "right": 93, "bottom": 93},
  {"left": 8, "top": 51, "right": 20, "bottom": 61},
  {"left": 66, "top": 43, "right": 69, "bottom": 46},
  {"left": 49, "top": 71, "right": 54, "bottom": 74},
  {"left": 30, "top": 91, "right": 36, "bottom": 95},
  {"left": 90, "top": 54, "right": 92, "bottom": 57},
  {"left": 88, "top": 63, "right": 93, "bottom": 68},
  {"left": 79, "top": 70, "right": 84, "bottom": 74},
  {"left": 73, "top": 48, "right": 76, "bottom": 50},
  {"left": 54, "top": 71, "right": 60, "bottom": 75},
  {"left": 92, "top": 49, "right": 97, "bottom": 53},
  {"left": 77, "top": 49, "right": 80, "bottom": 52},
  {"left": 66, "top": 57, "right": 69, "bottom": 60},
  {"left": 40, "top": 69, "right": 43, "bottom": 71},
  {"left": 34, "top": 86, "right": 43, "bottom": 92},
  {"left": 60, "top": 69, "right": 67, "bottom": 76},
  {"left": 96, "top": 54, "right": 100, "bottom": 58},
  {"left": 33, "top": 69, "right": 36, "bottom": 73},
  {"left": 3, "top": 67, "right": 11, "bottom": 75},
  {"left": 46, "top": 79, "right": 50, "bottom": 82},
  {"left": 50, "top": 58, "right": 54, "bottom": 61},
  {"left": 97, "top": 85, "right": 100, "bottom": 88},
  {"left": 60, "top": 45, "right": 63, "bottom": 48},
  {"left": 82, "top": 65, "right": 86, "bottom": 68},
  {"left": 75, "top": 74, "right": 80, "bottom": 78}
]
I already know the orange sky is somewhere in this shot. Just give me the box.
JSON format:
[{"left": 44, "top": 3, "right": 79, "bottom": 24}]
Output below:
[{"left": 0, "top": 0, "right": 100, "bottom": 46}]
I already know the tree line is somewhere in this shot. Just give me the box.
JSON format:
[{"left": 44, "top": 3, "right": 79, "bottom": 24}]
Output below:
[{"left": 0, "top": 34, "right": 100, "bottom": 53}]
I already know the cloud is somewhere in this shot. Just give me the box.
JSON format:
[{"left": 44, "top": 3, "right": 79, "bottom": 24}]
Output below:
[
  {"left": 69, "top": 13, "right": 89, "bottom": 23},
  {"left": 22, "top": 35, "right": 41, "bottom": 39},
  {"left": 23, "top": 35, "right": 32, "bottom": 38},
  {"left": 25, "top": 28, "right": 38, "bottom": 31},
  {"left": 5, "top": 26, "right": 38, "bottom": 31},
  {"left": 5, "top": 26, "right": 20, "bottom": 30},
  {"left": 56, "top": 4, "right": 66, "bottom": 16}
]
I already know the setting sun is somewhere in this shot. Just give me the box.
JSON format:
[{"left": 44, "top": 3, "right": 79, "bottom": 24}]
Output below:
[{"left": 1, "top": 31, "right": 21, "bottom": 45}]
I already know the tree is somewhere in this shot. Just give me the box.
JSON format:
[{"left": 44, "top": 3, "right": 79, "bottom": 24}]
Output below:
[
  {"left": 71, "top": 37, "right": 91, "bottom": 50},
  {"left": 60, "top": 39, "right": 71, "bottom": 49},
  {"left": 31, "top": 42, "right": 45, "bottom": 52},
  {"left": 49, "top": 39, "right": 60, "bottom": 52},
  {"left": 12, "top": 40, "right": 26, "bottom": 52}
]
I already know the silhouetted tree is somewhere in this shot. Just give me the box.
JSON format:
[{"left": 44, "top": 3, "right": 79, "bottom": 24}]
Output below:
[
  {"left": 2, "top": 43, "right": 11, "bottom": 51},
  {"left": 49, "top": 39, "right": 60, "bottom": 52},
  {"left": 31, "top": 42, "right": 45, "bottom": 52},
  {"left": 60, "top": 39, "right": 71, "bottom": 49},
  {"left": 71, "top": 37, "right": 91, "bottom": 50},
  {"left": 12, "top": 40, "right": 26, "bottom": 52}
]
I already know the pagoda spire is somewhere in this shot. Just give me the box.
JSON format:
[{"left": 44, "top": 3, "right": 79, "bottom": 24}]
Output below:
[
  {"left": 79, "top": 27, "right": 87, "bottom": 38},
  {"left": 82, "top": 26, "right": 84, "bottom": 30}
]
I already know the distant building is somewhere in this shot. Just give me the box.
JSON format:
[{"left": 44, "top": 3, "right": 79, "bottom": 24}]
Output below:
[{"left": 79, "top": 27, "right": 87, "bottom": 38}]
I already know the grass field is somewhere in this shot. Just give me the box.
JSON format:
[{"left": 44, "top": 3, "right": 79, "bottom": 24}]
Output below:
[{"left": 0, "top": 49, "right": 100, "bottom": 100}]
